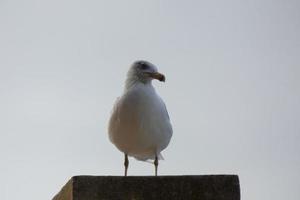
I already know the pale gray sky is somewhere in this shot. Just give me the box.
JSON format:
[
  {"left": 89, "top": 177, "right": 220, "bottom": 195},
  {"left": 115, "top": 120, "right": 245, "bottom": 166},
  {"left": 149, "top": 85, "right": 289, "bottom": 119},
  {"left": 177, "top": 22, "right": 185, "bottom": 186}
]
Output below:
[{"left": 0, "top": 0, "right": 300, "bottom": 199}]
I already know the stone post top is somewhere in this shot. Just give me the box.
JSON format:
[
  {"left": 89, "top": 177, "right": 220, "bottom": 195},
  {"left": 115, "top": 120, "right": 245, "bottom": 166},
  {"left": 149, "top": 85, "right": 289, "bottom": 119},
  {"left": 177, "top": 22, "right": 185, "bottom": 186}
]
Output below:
[{"left": 53, "top": 175, "right": 240, "bottom": 200}]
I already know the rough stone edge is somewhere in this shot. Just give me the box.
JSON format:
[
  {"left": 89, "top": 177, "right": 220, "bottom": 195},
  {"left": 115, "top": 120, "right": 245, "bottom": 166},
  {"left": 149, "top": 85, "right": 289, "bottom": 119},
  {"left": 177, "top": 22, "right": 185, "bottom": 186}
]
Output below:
[
  {"left": 52, "top": 178, "right": 73, "bottom": 200},
  {"left": 235, "top": 175, "right": 241, "bottom": 199},
  {"left": 72, "top": 174, "right": 239, "bottom": 179}
]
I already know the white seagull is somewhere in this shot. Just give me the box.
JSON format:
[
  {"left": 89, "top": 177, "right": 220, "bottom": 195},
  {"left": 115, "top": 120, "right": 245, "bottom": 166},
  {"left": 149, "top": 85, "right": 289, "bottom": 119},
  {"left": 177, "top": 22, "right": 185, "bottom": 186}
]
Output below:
[{"left": 108, "top": 60, "right": 173, "bottom": 176}]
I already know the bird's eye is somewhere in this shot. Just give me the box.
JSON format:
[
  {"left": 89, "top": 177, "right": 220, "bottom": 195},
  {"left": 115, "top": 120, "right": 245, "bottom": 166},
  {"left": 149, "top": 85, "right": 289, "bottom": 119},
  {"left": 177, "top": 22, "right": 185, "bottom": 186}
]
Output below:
[{"left": 139, "top": 62, "right": 148, "bottom": 70}]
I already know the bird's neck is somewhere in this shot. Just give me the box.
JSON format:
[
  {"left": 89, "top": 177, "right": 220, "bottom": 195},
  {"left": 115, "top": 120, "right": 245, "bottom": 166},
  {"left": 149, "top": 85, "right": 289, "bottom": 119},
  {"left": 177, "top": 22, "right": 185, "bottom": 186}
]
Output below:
[{"left": 124, "top": 75, "right": 152, "bottom": 92}]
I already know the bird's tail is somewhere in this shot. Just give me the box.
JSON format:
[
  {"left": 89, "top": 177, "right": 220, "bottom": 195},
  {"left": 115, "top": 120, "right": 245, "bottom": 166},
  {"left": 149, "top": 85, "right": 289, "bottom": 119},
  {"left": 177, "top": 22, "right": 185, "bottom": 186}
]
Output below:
[{"left": 134, "top": 153, "right": 164, "bottom": 163}]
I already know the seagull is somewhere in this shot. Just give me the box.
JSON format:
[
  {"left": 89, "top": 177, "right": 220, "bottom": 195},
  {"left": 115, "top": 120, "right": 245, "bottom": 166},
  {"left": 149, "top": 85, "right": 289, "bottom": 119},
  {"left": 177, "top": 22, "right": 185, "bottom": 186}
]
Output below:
[{"left": 108, "top": 60, "right": 173, "bottom": 176}]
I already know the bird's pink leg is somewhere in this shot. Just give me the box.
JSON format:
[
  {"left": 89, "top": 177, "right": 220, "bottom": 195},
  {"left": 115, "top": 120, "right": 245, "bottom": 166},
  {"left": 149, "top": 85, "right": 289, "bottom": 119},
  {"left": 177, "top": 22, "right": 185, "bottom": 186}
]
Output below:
[
  {"left": 124, "top": 154, "right": 129, "bottom": 176},
  {"left": 154, "top": 155, "right": 158, "bottom": 176}
]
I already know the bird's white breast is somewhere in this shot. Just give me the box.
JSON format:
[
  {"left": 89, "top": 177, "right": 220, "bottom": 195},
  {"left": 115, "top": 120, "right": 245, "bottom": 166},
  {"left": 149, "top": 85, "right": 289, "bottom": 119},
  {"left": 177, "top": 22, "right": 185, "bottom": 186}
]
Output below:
[{"left": 108, "top": 83, "right": 172, "bottom": 160}]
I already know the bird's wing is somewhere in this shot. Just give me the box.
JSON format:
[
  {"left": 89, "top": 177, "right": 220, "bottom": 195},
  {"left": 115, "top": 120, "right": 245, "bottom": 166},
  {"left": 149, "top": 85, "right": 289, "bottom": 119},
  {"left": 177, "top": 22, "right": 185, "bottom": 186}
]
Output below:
[
  {"left": 162, "top": 101, "right": 170, "bottom": 120},
  {"left": 157, "top": 95, "right": 171, "bottom": 122},
  {"left": 108, "top": 97, "right": 121, "bottom": 143}
]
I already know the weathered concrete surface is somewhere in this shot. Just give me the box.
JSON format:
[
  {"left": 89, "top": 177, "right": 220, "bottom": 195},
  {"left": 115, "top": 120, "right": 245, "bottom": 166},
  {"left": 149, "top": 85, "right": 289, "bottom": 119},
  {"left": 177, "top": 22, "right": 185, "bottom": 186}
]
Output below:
[{"left": 53, "top": 175, "right": 240, "bottom": 200}]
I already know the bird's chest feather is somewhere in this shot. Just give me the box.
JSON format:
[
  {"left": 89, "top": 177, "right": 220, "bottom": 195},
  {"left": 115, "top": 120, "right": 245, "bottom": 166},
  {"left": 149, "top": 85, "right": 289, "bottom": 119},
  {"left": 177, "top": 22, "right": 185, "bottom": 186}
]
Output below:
[
  {"left": 110, "top": 84, "right": 172, "bottom": 155},
  {"left": 119, "top": 86, "right": 166, "bottom": 137},
  {"left": 123, "top": 86, "right": 161, "bottom": 123}
]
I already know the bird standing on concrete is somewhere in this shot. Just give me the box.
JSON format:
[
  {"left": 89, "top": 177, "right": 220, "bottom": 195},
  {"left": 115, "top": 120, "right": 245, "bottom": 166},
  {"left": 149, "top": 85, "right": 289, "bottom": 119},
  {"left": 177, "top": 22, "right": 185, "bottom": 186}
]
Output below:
[{"left": 108, "top": 61, "right": 173, "bottom": 176}]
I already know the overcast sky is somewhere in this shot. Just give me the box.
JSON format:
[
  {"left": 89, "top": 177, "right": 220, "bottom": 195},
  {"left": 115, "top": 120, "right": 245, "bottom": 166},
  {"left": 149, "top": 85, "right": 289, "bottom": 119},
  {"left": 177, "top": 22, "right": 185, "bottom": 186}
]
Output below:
[{"left": 1, "top": 0, "right": 300, "bottom": 199}]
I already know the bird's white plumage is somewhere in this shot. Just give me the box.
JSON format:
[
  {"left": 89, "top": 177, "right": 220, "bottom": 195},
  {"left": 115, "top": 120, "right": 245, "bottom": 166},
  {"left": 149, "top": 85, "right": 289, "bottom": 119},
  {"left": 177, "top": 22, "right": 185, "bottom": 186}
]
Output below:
[{"left": 108, "top": 61, "right": 172, "bottom": 161}]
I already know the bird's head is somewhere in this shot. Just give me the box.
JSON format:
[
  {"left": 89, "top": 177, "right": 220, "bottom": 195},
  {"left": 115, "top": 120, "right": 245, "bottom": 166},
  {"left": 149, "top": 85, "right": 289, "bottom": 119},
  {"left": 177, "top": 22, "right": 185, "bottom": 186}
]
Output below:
[{"left": 128, "top": 60, "right": 165, "bottom": 84}]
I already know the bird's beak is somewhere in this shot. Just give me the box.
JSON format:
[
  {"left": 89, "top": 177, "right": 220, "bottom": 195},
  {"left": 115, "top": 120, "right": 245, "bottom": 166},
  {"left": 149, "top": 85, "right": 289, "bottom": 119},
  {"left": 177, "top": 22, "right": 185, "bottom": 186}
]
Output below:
[{"left": 147, "top": 72, "right": 166, "bottom": 82}]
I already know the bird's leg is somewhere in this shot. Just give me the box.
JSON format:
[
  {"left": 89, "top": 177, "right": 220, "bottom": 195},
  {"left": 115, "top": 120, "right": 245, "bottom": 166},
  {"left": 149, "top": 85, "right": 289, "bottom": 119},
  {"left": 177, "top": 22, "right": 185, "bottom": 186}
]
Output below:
[
  {"left": 154, "top": 155, "right": 158, "bottom": 176},
  {"left": 124, "top": 153, "right": 129, "bottom": 176}
]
